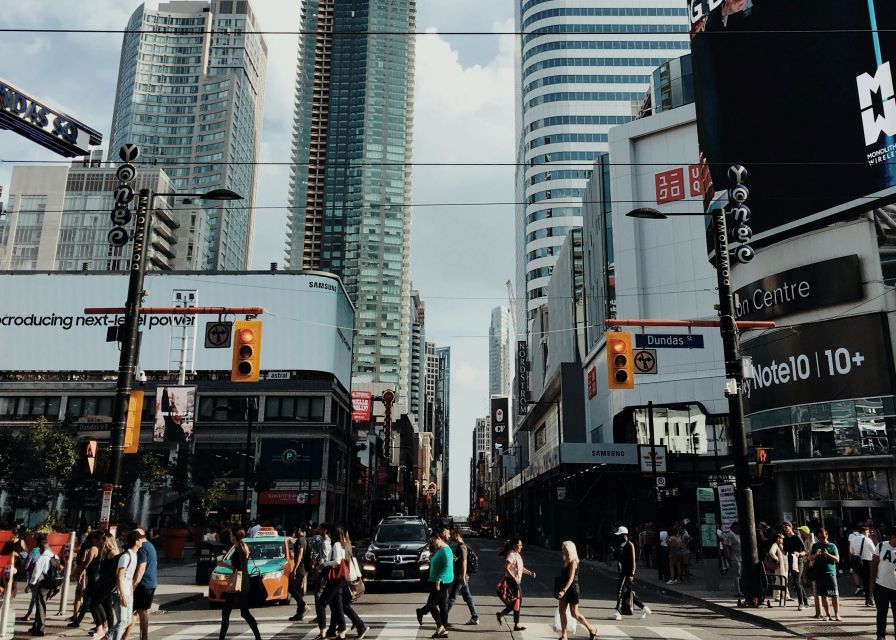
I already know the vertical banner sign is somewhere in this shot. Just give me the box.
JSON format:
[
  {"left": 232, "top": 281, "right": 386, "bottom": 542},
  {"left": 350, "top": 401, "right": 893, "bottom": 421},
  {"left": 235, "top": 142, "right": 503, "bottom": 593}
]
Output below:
[
  {"left": 351, "top": 390, "right": 373, "bottom": 422},
  {"left": 516, "top": 341, "right": 530, "bottom": 413},
  {"left": 718, "top": 484, "right": 738, "bottom": 533},
  {"left": 490, "top": 396, "right": 510, "bottom": 453},
  {"left": 99, "top": 483, "right": 113, "bottom": 529},
  {"left": 153, "top": 386, "right": 197, "bottom": 443}
]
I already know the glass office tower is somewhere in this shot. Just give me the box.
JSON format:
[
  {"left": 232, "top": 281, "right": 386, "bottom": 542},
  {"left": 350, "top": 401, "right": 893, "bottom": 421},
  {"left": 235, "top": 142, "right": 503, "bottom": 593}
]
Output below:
[
  {"left": 109, "top": 0, "right": 268, "bottom": 271},
  {"left": 514, "top": 1, "right": 690, "bottom": 323},
  {"left": 287, "top": 0, "right": 416, "bottom": 396}
]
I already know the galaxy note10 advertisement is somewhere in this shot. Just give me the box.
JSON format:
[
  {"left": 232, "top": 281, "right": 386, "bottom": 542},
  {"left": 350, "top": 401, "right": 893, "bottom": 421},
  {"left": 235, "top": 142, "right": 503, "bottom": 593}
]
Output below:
[{"left": 690, "top": 0, "right": 896, "bottom": 243}]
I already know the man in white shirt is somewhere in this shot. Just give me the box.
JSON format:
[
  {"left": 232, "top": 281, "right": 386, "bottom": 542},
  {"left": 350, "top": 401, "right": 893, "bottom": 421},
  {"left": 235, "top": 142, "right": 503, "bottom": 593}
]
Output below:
[
  {"left": 851, "top": 526, "right": 874, "bottom": 606},
  {"left": 108, "top": 530, "right": 145, "bottom": 640},
  {"left": 247, "top": 521, "right": 263, "bottom": 538},
  {"left": 25, "top": 538, "right": 57, "bottom": 636},
  {"left": 848, "top": 524, "right": 866, "bottom": 596},
  {"left": 657, "top": 529, "right": 670, "bottom": 582}
]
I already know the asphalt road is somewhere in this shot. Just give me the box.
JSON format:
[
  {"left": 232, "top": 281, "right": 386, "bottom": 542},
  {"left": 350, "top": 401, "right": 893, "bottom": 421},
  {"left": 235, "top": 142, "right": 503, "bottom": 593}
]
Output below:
[{"left": 150, "top": 538, "right": 792, "bottom": 639}]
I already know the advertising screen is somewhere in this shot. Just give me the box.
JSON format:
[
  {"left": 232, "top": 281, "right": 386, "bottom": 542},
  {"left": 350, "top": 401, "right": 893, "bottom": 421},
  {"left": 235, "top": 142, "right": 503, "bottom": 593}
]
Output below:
[
  {"left": 690, "top": 0, "right": 896, "bottom": 242},
  {"left": 0, "top": 272, "right": 355, "bottom": 389},
  {"left": 153, "top": 385, "right": 196, "bottom": 443},
  {"left": 490, "top": 396, "right": 509, "bottom": 453}
]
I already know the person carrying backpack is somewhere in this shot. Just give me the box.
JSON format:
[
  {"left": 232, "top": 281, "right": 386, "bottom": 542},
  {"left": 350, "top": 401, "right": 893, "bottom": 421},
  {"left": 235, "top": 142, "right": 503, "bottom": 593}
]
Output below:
[
  {"left": 25, "top": 537, "right": 59, "bottom": 636},
  {"left": 446, "top": 526, "right": 479, "bottom": 626}
]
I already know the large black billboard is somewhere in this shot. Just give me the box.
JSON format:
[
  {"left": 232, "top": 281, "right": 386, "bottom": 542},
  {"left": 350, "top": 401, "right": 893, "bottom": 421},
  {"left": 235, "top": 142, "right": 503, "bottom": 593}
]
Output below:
[
  {"left": 742, "top": 313, "right": 894, "bottom": 414},
  {"left": 490, "top": 396, "right": 510, "bottom": 453},
  {"left": 690, "top": 1, "right": 896, "bottom": 243}
]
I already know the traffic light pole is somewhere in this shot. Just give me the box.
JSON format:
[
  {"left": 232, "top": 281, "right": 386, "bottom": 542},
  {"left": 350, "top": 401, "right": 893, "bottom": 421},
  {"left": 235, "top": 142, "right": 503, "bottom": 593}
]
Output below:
[
  {"left": 242, "top": 397, "right": 257, "bottom": 528},
  {"left": 710, "top": 208, "right": 761, "bottom": 605},
  {"left": 107, "top": 188, "right": 152, "bottom": 500}
]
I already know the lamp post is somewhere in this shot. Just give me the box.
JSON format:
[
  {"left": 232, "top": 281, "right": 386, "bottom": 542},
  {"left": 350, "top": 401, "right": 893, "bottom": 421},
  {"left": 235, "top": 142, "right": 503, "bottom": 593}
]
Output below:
[
  {"left": 106, "top": 187, "right": 242, "bottom": 510},
  {"left": 626, "top": 205, "right": 761, "bottom": 604}
]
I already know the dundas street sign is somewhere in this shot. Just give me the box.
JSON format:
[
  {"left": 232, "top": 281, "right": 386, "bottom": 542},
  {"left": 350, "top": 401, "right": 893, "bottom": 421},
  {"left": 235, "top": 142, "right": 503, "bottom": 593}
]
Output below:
[{"left": 0, "top": 77, "right": 102, "bottom": 157}]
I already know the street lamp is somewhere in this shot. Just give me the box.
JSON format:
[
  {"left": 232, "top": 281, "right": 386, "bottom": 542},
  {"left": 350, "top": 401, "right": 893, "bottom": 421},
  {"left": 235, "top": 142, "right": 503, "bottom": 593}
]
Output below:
[
  {"left": 106, "top": 187, "right": 243, "bottom": 508},
  {"left": 624, "top": 204, "right": 761, "bottom": 604}
]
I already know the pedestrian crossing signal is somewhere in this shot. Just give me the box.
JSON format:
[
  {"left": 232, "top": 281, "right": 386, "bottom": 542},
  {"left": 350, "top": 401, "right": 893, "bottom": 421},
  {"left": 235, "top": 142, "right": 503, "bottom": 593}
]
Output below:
[
  {"left": 607, "top": 331, "right": 635, "bottom": 390},
  {"left": 231, "top": 320, "right": 262, "bottom": 382},
  {"left": 85, "top": 440, "right": 98, "bottom": 475}
]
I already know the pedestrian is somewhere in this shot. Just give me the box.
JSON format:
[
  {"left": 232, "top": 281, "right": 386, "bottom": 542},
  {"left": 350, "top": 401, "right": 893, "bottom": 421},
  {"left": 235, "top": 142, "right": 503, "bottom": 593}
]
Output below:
[
  {"left": 764, "top": 533, "right": 787, "bottom": 604},
  {"left": 25, "top": 537, "right": 57, "bottom": 637},
  {"left": 20, "top": 537, "right": 41, "bottom": 622},
  {"left": 725, "top": 522, "right": 743, "bottom": 596},
  {"left": 554, "top": 541, "right": 597, "bottom": 640},
  {"left": 679, "top": 525, "right": 692, "bottom": 582},
  {"left": 657, "top": 526, "right": 670, "bottom": 583},
  {"left": 91, "top": 533, "right": 121, "bottom": 639},
  {"left": 217, "top": 529, "right": 262, "bottom": 640},
  {"left": 584, "top": 527, "right": 596, "bottom": 561},
  {"left": 852, "top": 525, "right": 874, "bottom": 607},
  {"left": 871, "top": 526, "right": 896, "bottom": 640},
  {"left": 314, "top": 524, "right": 347, "bottom": 640},
  {"left": 71, "top": 526, "right": 93, "bottom": 623},
  {"left": 495, "top": 537, "right": 535, "bottom": 632},
  {"left": 810, "top": 528, "right": 842, "bottom": 621},
  {"left": 2, "top": 530, "right": 27, "bottom": 600},
  {"left": 609, "top": 526, "right": 651, "bottom": 620},
  {"left": 781, "top": 523, "right": 807, "bottom": 610},
  {"left": 849, "top": 523, "right": 866, "bottom": 597},
  {"left": 288, "top": 524, "right": 310, "bottom": 622},
  {"left": 416, "top": 531, "right": 453, "bottom": 638},
  {"left": 104, "top": 529, "right": 144, "bottom": 640},
  {"left": 328, "top": 527, "right": 367, "bottom": 640},
  {"left": 446, "top": 526, "right": 479, "bottom": 626},
  {"left": 130, "top": 528, "right": 157, "bottom": 640},
  {"left": 247, "top": 520, "right": 262, "bottom": 539},
  {"left": 666, "top": 527, "right": 682, "bottom": 585},
  {"left": 69, "top": 530, "right": 103, "bottom": 629}
]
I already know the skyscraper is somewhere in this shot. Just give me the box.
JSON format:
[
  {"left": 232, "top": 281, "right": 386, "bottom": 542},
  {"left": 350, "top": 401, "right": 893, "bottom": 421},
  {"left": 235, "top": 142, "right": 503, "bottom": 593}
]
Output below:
[
  {"left": 109, "top": 0, "right": 268, "bottom": 271},
  {"left": 287, "top": 0, "right": 416, "bottom": 395},
  {"left": 408, "top": 289, "right": 426, "bottom": 425},
  {"left": 514, "top": 1, "right": 690, "bottom": 322},
  {"left": 489, "top": 306, "right": 512, "bottom": 396},
  {"left": 434, "top": 346, "right": 450, "bottom": 511}
]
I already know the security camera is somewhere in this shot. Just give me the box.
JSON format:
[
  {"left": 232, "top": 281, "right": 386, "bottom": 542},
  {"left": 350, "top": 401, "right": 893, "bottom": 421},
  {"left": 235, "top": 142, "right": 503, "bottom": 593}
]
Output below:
[{"left": 137, "top": 370, "right": 147, "bottom": 385}]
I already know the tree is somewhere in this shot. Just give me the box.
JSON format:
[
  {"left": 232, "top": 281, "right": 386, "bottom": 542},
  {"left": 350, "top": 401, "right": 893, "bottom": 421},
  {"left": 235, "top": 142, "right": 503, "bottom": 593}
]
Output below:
[{"left": 198, "top": 479, "right": 230, "bottom": 520}]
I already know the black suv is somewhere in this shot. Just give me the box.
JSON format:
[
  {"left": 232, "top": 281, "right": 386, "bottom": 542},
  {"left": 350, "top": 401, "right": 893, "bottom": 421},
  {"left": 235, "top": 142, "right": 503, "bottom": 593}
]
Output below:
[{"left": 361, "top": 517, "right": 430, "bottom": 584}]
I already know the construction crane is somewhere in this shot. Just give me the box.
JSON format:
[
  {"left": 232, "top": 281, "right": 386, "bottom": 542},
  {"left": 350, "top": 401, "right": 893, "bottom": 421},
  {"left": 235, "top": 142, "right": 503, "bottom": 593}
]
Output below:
[{"left": 505, "top": 279, "right": 518, "bottom": 338}]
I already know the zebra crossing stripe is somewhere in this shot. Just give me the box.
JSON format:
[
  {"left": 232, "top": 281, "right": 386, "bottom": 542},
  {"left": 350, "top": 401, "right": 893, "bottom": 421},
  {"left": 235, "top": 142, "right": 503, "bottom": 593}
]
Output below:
[
  {"left": 377, "top": 621, "right": 421, "bottom": 639},
  {"left": 233, "top": 621, "right": 293, "bottom": 640},
  {"left": 645, "top": 627, "right": 703, "bottom": 639},
  {"left": 157, "top": 623, "right": 221, "bottom": 640}
]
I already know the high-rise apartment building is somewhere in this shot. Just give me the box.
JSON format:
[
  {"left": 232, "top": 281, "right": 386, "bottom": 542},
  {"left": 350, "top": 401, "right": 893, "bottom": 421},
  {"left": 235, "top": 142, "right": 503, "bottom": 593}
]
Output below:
[
  {"left": 0, "top": 155, "right": 200, "bottom": 271},
  {"left": 109, "top": 0, "right": 268, "bottom": 271},
  {"left": 489, "top": 306, "right": 512, "bottom": 396},
  {"left": 514, "top": 1, "right": 690, "bottom": 322},
  {"left": 408, "top": 289, "right": 426, "bottom": 426},
  {"left": 286, "top": 0, "right": 416, "bottom": 395},
  {"left": 435, "top": 346, "right": 450, "bottom": 511}
]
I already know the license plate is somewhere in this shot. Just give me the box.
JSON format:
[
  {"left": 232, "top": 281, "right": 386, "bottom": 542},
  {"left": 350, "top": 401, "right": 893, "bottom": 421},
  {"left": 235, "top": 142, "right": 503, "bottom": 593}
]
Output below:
[{"left": 392, "top": 570, "right": 405, "bottom": 578}]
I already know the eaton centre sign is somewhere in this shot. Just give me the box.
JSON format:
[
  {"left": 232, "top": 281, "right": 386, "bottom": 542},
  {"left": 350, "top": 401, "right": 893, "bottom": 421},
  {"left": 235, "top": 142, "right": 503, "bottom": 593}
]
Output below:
[{"left": 0, "top": 78, "right": 102, "bottom": 157}]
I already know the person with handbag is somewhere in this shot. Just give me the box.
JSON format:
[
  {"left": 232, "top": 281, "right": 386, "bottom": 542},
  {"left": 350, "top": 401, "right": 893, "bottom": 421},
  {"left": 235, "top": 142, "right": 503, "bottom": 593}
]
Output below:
[
  {"left": 554, "top": 541, "right": 596, "bottom": 640},
  {"left": 288, "top": 524, "right": 310, "bottom": 622},
  {"left": 852, "top": 526, "right": 875, "bottom": 607},
  {"left": 90, "top": 533, "right": 121, "bottom": 640},
  {"left": 494, "top": 537, "right": 535, "bottom": 632},
  {"left": 325, "top": 527, "right": 368, "bottom": 640},
  {"left": 609, "top": 526, "right": 651, "bottom": 620},
  {"left": 446, "top": 526, "right": 479, "bottom": 626},
  {"left": 871, "top": 526, "right": 896, "bottom": 640},
  {"left": 781, "top": 523, "right": 807, "bottom": 610},
  {"left": 416, "top": 531, "right": 453, "bottom": 638},
  {"left": 314, "top": 524, "right": 348, "bottom": 640},
  {"left": 217, "top": 530, "right": 261, "bottom": 640}
]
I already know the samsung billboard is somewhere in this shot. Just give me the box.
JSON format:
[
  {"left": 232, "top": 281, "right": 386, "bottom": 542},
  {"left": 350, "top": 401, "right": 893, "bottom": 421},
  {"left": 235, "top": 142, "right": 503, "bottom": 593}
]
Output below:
[
  {"left": 690, "top": 0, "right": 896, "bottom": 243},
  {"left": 0, "top": 272, "right": 354, "bottom": 389}
]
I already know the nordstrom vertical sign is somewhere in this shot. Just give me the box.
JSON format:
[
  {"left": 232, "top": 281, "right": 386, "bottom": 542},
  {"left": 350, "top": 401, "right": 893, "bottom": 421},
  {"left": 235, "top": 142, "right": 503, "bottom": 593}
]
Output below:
[{"left": 517, "top": 340, "right": 530, "bottom": 413}]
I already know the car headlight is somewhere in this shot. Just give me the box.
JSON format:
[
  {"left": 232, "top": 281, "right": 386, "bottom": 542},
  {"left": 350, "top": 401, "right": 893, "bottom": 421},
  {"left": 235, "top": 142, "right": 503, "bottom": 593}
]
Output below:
[
  {"left": 212, "top": 572, "right": 229, "bottom": 582},
  {"left": 364, "top": 551, "right": 376, "bottom": 562},
  {"left": 264, "top": 571, "right": 282, "bottom": 580},
  {"left": 419, "top": 550, "right": 430, "bottom": 562}
]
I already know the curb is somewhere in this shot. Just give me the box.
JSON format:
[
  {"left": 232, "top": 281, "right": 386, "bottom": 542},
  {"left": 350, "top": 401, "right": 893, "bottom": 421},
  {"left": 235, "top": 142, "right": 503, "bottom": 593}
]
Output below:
[{"left": 584, "top": 561, "right": 799, "bottom": 637}]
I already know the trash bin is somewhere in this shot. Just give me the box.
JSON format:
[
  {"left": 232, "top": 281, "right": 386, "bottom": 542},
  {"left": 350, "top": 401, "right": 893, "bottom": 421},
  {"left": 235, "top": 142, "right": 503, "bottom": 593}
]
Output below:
[{"left": 195, "top": 542, "right": 220, "bottom": 585}]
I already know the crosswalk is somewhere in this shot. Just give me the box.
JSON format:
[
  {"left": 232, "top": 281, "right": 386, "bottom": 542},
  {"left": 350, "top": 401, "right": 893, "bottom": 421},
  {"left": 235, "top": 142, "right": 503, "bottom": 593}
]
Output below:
[{"left": 149, "top": 618, "right": 712, "bottom": 640}]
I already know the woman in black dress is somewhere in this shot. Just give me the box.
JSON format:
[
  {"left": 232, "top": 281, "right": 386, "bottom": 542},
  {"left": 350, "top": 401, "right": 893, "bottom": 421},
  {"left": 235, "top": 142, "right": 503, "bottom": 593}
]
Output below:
[
  {"left": 217, "top": 529, "right": 261, "bottom": 640},
  {"left": 555, "top": 541, "right": 596, "bottom": 640},
  {"left": 68, "top": 530, "right": 103, "bottom": 629},
  {"left": 91, "top": 533, "right": 120, "bottom": 639}
]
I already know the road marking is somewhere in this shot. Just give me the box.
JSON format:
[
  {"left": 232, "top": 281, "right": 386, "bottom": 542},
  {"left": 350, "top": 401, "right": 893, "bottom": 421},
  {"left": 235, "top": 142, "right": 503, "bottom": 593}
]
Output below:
[
  {"left": 645, "top": 627, "right": 702, "bottom": 639},
  {"left": 591, "top": 626, "right": 633, "bottom": 639},
  {"left": 378, "top": 621, "right": 420, "bottom": 639},
  {"left": 156, "top": 623, "right": 221, "bottom": 639}
]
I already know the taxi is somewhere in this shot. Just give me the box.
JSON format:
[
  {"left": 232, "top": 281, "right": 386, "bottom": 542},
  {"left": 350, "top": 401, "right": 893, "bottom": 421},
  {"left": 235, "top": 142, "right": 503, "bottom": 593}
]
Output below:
[{"left": 208, "top": 528, "right": 294, "bottom": 606}]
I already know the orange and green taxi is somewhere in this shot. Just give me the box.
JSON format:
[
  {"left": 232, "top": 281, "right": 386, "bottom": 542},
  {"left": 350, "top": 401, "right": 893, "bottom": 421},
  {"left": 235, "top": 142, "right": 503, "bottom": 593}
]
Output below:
[{"left": 208, "top": 528, "right": 294, "bottom": 606}]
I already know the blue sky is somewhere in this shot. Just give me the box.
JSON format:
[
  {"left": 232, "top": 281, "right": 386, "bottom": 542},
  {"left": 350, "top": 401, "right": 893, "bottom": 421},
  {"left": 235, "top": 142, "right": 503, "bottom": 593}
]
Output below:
[{"left": 0, "top": 0, "right": 517, "bottom": 517}]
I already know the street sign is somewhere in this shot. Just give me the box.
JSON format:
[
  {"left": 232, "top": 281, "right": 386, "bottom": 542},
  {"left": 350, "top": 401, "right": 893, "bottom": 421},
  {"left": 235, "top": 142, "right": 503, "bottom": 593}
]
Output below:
[
  {"left": 639, "top": 444, "right": 667, "bottom": 473},
  {"left": 204, "top": 321, "right": 232, "bottom": 348},
  {"left": 635, "top": 334, "right": 704, "bottom": 349},
  {"left": 656, "top": 476, "right": 667, "bottom": 488},
  {"left": 633, "top": 348, "right": 658, "bottom": 374},
  {"left": 119, "top": 144, "right": 140, "bottom": 163},
  {"left": 697, "top": 487, "right": 715, "bottom": 502},
  {"left": 99, "top": 483, "right": 113, "bottom": 529}
]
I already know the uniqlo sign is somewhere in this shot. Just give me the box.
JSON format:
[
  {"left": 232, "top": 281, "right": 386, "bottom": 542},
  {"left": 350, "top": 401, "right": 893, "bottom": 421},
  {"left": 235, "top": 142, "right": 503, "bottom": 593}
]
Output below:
[
  {"left": 351, "top": 390, "right": 372, "bottom": 422},
  {"left": 655, "top": 168, "right": 685, "bottom": 204}
]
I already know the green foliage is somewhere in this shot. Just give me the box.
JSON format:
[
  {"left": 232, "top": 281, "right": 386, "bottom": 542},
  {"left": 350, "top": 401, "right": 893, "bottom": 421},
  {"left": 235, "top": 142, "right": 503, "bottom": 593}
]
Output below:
[{"left": 199, "top": 479, "right": 230, "bottom": 519}]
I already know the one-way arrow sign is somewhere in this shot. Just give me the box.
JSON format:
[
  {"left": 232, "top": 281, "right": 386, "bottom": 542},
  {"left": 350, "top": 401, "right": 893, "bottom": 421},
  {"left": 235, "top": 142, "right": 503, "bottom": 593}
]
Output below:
[{"left": 204, "top": 321, "right": 232, "bottom": 348}]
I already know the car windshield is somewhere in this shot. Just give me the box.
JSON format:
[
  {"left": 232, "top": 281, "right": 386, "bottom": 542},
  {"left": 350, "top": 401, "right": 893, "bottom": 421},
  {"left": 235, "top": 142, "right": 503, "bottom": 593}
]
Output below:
[
  {"left": 224, "top": 541, "right": 285, "bottom": 563},
  {"left": 375, "top": 523, "right": 426, "bottom": 543}
]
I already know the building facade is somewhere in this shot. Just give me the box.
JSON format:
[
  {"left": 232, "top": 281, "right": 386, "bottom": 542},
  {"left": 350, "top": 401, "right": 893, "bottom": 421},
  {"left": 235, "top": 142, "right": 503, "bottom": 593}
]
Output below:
[
  {"left": 408, "top": 289, "right": 426, "bottom": 424},
  {"left": 514, "top": 0, "right": 690, "bottom": 322},
  {"left": 108, "top": 0, "right": 268, "bottom": 271},
  {"left": 489, "top": 306, "right": 513, "bottom": 397},
  {"left": 0, "top": 156, "right": 203, "bottom": 271},
  {"left": 435, "top": 346, "right": 450, "bottom": 512},
  {"left": 287, "top": 0, "right": 416, "bottom": 397}
]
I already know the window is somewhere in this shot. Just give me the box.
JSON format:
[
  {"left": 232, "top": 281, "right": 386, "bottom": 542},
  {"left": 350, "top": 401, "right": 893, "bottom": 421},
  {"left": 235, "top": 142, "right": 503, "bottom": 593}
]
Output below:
[
  {"left": 534, "top": 424, "right": 547, "bottom": 450},
  {"left": 198, "top": 396, "right": 246, "bottom": 421},
  {"left": 265, "top": 396, "right": 326, "bottom": 421},
  {"left": 66, "top": 396, "right": 114, "bottom": 419},
  {"left": 0, "top": 396, "right": 62, "bottom": 419}
]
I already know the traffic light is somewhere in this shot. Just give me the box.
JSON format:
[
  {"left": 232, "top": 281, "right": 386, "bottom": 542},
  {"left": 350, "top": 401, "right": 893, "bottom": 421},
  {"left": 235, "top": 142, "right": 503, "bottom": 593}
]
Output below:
[
  {"left": 756, "top": 445, "right": 772, "bottom": 478},
  {"left": 607, "top": 331, "right": 635, "bottom": 390},
  {"left": 124, "top": 390, "right": 143, "bottom": 454},
  {"left": 231, "top": 320, "right": 262, "bottom": 382}
]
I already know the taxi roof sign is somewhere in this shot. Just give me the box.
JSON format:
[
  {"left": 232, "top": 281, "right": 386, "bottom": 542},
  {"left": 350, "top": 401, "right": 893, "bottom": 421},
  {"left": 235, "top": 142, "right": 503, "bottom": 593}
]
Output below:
[{"left": 253, "top": 527, "right": 278, "bottom": 537}]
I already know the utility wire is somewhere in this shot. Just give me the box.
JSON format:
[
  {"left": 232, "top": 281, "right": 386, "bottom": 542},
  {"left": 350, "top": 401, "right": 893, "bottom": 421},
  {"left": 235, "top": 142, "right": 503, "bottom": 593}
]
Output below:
[{"left": 0, "top": 27, "right": 892, "bottom": 35}]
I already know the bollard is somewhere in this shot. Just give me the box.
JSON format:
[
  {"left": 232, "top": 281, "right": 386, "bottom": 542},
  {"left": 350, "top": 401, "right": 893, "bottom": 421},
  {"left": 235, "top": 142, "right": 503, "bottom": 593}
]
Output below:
[
  {"left": 57, "top": 531, "right": 76, "bottom": 615},
  {"left": 0, "top": 552, "right": 16, "bottom": 640}
]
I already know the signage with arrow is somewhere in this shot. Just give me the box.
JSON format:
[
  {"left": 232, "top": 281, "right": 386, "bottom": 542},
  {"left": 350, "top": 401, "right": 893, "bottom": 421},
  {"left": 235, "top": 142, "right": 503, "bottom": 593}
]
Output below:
[
  {"left": 633, "top": 348, "right": 658, "bottom": 374},
  {"left": 204, "top": 321, "right": 232, "bottom": 348}
]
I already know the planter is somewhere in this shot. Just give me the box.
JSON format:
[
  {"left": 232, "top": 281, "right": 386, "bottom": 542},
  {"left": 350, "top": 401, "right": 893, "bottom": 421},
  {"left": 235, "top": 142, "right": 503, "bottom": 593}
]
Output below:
[
  {"left": 0, "top": 530, "right": 12, "bottom": 545},
  {"left": 160, "top": 528, "right": 190, "bottom": 561},
  {"left": 47, "top": 532, "right": 69, "bottom": 557}
]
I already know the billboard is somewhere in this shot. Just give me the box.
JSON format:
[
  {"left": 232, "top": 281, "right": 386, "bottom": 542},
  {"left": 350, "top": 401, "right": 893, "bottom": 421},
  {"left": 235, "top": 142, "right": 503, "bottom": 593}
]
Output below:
[
  {"left": 153, "top": 386, "right": 196, "bottom": 443},
  {"left": 0, "top": 272, "right": 355, "bottom": 390},
  {"left": 490, "top": 396, "right": 509, "bottom": 453},
  {"left": 690, "top": 0, "right": 896, "bottom": 243},
  {"left": 351, "top": 391, "right": 372, "bottom": 422},
  {"left": 741, "top": 313, "right": 894, "bottom": 414}
]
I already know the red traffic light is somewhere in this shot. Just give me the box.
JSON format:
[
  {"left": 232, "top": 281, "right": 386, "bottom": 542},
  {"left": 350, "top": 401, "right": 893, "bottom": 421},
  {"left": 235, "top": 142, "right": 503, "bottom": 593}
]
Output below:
[{"left": 238, "top": 328, "right": 255, "bottom": 344}]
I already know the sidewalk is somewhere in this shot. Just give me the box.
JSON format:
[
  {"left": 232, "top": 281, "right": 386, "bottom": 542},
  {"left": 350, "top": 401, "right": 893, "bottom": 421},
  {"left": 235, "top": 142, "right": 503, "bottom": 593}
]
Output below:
[
  {"left": 581, "top": 555, "right": 877, "bottom": 640},
  {"left": 7, "top": 559, "right": 205, "bottom": 640}
]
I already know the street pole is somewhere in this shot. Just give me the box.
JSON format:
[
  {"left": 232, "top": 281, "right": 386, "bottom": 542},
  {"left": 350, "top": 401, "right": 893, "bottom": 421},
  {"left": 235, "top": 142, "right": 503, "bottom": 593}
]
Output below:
[
  {"left": 242, "top": 397, "right": 257, "bottom": 528},
  {"left": 107, "top": 188, "right": 152, "bottom": 503},
  {"left": 710, "top": 207, "right": 760, "bottom": 604}
]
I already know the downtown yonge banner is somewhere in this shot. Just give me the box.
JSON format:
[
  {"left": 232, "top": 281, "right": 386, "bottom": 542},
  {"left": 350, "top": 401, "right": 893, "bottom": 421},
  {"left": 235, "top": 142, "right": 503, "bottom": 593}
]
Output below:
[
  {"left": 0, "top": 272, "right": 355, "bottom": 390},
  {"left": 690, "top": 0, "right": 896, "bottom": 243}
]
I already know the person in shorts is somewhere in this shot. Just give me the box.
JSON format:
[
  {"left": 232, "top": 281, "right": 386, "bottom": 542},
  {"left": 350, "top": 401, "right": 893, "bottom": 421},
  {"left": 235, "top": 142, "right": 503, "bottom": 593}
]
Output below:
[
  {"left": 810, "top": 527, "right": 842, "bottom": 621},
  {"left": 130, "top": 528, "right": 157, "bottom": 640}
]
